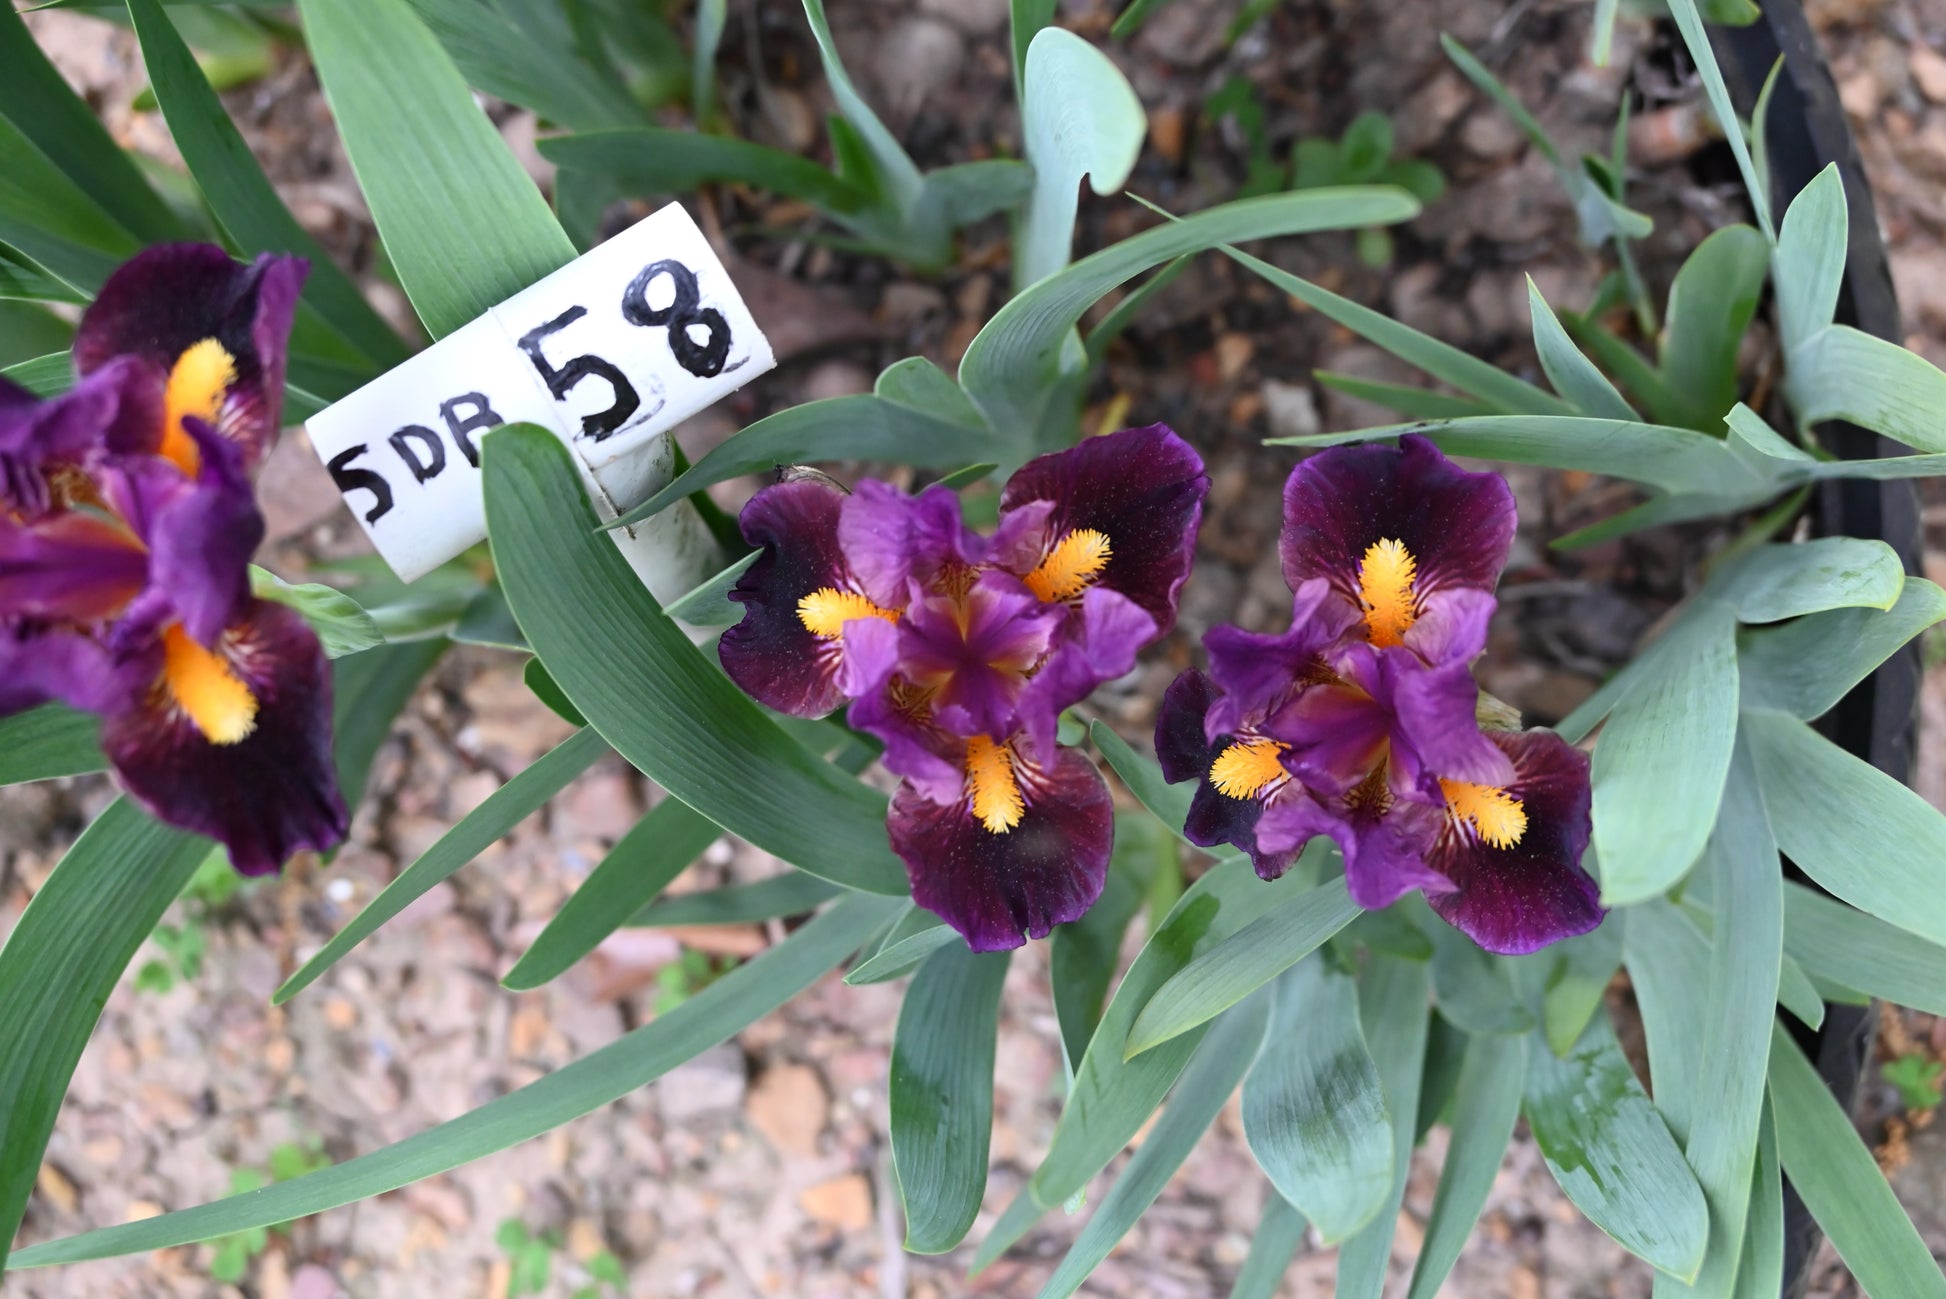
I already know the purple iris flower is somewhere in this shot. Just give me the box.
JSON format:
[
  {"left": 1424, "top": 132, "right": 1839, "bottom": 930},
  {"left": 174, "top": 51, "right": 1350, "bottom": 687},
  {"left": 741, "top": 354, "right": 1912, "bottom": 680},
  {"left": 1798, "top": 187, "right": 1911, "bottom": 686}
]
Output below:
[
  {"left": 0, "top": 244, "right": 344, "bottom": 876},
  {"left": 721, "top": 424, "right": 1209, "bottom": 951},
  {"left": 1156, "top": 436, "right": 1601, "bottom": 954}
]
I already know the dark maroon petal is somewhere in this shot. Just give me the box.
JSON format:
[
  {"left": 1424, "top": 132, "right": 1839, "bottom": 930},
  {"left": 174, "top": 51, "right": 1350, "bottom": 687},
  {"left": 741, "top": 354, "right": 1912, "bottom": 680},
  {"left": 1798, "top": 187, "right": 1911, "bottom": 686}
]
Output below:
[
  {"left": 1203, "top": 579, "right": 1358, "bottom": 739},
  {"left": 74, "top": 246, "right": 307, "bottom": 467},
  {"left": 102, "top": 598, "right": 344, "bottom": 874},
  {"left": 891, "top": 742, "right": 1113, "bottom": 952},
  {"left": 0, "top": 624, "right": 151, "bottom": 716},
  {"left": 1425, "top": 730, "right": 1602, "bottom": 955},
  {"left": 720, "top": 477, "right": 857, "bottom": 718},
  {"left": 0, "top": 511, "right": 148, "bottom": 621},
  {"left": 1017, "top": 585, "right": 1155, "bottom": 757},
  {"left": 1280, "top": 433, "right": 1515, "bottom": 607},
  {"left": 839, "top": 480, "right": 980, "bottom": 607},
  {"left": 998, "top": 423, "right": 1208, "bottom": 635},
  {"left": 146, "top": 418, "right": 263, "bottom": 645},
  {"left": 1155, "top": 668, "right": 1222, "bottom": 784},
  {"left": 1258, "top": 789, "right": 1448, "bottom": 909},
  {"left": 1155, "top": 669, "right": 1299, "bottom": 879}
]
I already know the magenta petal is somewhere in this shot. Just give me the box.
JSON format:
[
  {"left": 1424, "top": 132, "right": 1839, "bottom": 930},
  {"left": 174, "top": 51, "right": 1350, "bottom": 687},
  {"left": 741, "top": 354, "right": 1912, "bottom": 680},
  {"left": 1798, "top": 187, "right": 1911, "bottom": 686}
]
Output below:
[
  {"left": 0, "top": 625, "right": 150, "bottom": 716},
  {"left": 1259, "top": 790, "right": 1448, "bottom": 908},
  {"left": 0, "top": 511, "right": 148, "bottom": 621},
  {"left": 998, "top": 423, "right": 1208, "bottom": 635},
  {"left": 720, "top": 477, "right": 859, "bottom": 718},
  {"left": 1402, "top": 587, "right": 1496, "bottom": 667},
  {"left": 1017, "top": 585, "right": 1155, "bottom": 756},
  {"left": 847, "top": 684, "right": 963, "bottom": 804},
  {"left": 1345, "top": 642, "right": 1514, "bottom": 795},
  {"left": 101, "top": 598, "right": 345, "bottom": 875},
  {"left": 1203, "top": 579, "right": 1358, "bottom": 740},
  {"left": 891, "top": 742, "right": 1113, "bottom": 951},
  {"left": 0, "top": 369, "right": 127, "bottom": 513},
  {"left": 1266, "top": 680, "right": 1392, "bottom": 797},
  {"left": 74, "top": 245, "right": 307, "bottom": 467},
  {"left": 146, "top": 418, "right": 263, "bottom": 645},
  {"left": 900, "top": 572, "right": 1061, "bottom": 741},
  {"left": 1426, "top": 730, "right": 1601, "bottom": 954},
  {"left": 1280, "top": 434, "right": 1514, "bottom": 606},
  {"left": 839, "top": 480, "right": 979, "bottom": 608}
]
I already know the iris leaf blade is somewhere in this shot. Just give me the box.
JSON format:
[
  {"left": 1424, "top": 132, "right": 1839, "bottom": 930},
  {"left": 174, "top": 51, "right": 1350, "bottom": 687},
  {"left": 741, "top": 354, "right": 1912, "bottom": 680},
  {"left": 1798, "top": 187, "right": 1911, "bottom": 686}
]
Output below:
[
  {"left": 300, "top": 0, "right": 576, "bottom": 339},
  {"left": 485, "top": 424, "right": 907, "bottom": 894},
  {"left": 1029, "top": 854, "right": 1296, "bottom": 1208},
  {"left": 276, "top": 727, "right": 611, "bottom": 1003},
  {"left": 1089, "top": 719, "right": 1194, "bottom": 843},
  {"left": 1332, "top": 954, "right": 1432, "bottom": 1299},
  {"left": 0, "top": 704, "right": 103, "bottom": 786},
  {"left": 1590, "top": 597, "right": 1739, "bottom": 906},
  {"left": 127, "top": 0, "right": 407, "bottom": 367},
  {"left": 1241, "top": 958, "right": 1392, "bottom": 1243},
  {"left": 1743, "top": 707, "right": 1946, "bottom": 948},
  {"left": 1033, "top": 994, "right": 1271, "bottom": 1299},
  {"left": 502, "top": 794, "right": 724, "bottom": 990},
  {"left": 1403, "top": 1032, "right": 1527, "bottom": 1299},
  {"left": 1125, "top": 870, "right": 1359, "bottom": 1057},
  {"left": 1523, "top": 1016, "right": 1708, "bottom": 1280},
  {"left": 1768, "top": 1025, "right": 1946, "bottom": 1298},
  {"left": 1782, "top": 882, "right": 1946, "bottom": 1017},
  {"left": 1738, "top": 578, "right": 1946, "bottom": 720},
  {"left": 0, "top": 801, "right": 210, "bottom": 1273},
  {"left": 10, "top": 892, "right": 898, "bottom": 1268},
  {"left": 628, "top": 873, "right": 843, "bottom": 928},
  {"left": 891, "top": 945, "right": 1009, "bottom": 1253}
]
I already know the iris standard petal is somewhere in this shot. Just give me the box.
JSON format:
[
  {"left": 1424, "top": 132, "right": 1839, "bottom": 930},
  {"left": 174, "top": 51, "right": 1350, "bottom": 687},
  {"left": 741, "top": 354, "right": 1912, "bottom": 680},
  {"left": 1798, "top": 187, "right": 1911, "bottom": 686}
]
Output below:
[
  {"left": 1426, "top": 729, "right": 1602, "bottom": 955},
  {"left": 145, "top": 419, "right": 264, "bottom": 645},
  {"left": 721, "top": 476, "right": 881, "bottom": 718},
  {"left": 898, "top": 571, "right": 1061, "bottom": 741},
  {"left": 1258, "top": 788, "right": 1449, "bottom": 908},
  {"left": 0, "top": 511, "right": 147, "bottom": 621},
  {"left": 1339, "top": 641, "right": 1514, "bottom": 796},
  {"left": 1280, "top": 433, "right": 1515, "bottom": 612},
  {"left": 0, "top": 624, "right": 150, "bottom": 717},
  {"left": 838, "top": 480, "right": 980, "bottom": 607},
  {"left": 73, "top": 244, "right": 306, "bottom": 467},
  {"left": 1202, "top": 578, "right": 1358, "bottom": 740},
  {"left": 1016, "top": 585, "right": 1155, "bottom": 757},
  {"left": 997, "top": 423, "right": 1208, "bottom": 633},
  {"left": 890, "top": 740, "right": 1113, "bottom": 952},
  {"left": 101, "top": 597, "right": 345, "bottom": 875},
  {"left": 0, "top": 369, "right": 126, "bottom": 513}
]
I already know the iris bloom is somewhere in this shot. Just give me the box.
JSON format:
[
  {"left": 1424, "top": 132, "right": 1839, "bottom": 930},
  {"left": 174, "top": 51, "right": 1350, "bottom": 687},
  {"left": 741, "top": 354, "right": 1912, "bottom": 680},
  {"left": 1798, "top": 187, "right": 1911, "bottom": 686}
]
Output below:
[
  {"left": 0, "top": 244, "right": 345, "bottom": 875},
  {"left": 722, "top": 425, "right": 1208, "bottom": 950},
  {"left": 1156, "top": 435, "right": 1600, "bottom": 954}
]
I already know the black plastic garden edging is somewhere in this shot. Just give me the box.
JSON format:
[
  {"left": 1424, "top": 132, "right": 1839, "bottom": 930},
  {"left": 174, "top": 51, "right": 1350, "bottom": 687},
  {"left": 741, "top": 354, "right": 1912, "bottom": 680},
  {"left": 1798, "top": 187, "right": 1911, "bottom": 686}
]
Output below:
[{"left": 1711, "top": 6, "right": 1922, "bottom": 1296}]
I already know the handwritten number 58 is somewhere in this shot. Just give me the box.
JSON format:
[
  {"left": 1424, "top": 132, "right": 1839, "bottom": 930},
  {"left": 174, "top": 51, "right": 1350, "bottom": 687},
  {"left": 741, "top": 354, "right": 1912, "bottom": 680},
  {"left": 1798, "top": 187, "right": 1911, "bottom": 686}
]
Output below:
[{"left": 518, "top": 259, "right": 730, "bottom": 443}]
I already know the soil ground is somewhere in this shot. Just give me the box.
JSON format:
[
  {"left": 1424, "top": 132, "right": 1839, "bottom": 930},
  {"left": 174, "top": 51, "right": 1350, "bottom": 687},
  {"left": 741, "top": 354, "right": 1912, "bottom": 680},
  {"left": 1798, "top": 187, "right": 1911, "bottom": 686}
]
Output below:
[{"left": 6, "top": 0, "right": 1946, "bottom": 1295}]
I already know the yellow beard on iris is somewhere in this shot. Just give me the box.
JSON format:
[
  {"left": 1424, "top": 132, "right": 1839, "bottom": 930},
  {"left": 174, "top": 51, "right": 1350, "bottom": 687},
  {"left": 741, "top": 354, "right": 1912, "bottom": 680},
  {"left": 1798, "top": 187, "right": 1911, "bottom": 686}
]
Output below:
[
  {"left": 1209, "top": 739, "right": 1287, "bottom": 800},
  {"left": 1357, "top": 537, "right": 1418, "bottom": 648},
  {"left": 161, "top": 624, "right": 258, "bottom": 744},
  {"left": 797, "top": 587, "right": 897, "bottom": 639},
  {"left": 965, "top": 734, "right": 1024, "bottom": 833},
  {"left": 1025, "top": 528, "right": 1112, "bottom": 602},
  {"left": 161, "top": 337, "right": 237, "bottom": 478},
  {"left": 1439, "top": 778, "right": 1527, "bottom": 848}
]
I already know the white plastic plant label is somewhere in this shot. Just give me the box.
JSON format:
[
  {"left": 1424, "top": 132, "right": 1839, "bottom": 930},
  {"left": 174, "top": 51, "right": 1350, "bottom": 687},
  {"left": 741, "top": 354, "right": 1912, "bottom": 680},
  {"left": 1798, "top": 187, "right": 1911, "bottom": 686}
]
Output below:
[{"left": 306, "top": 203, "right": 775, "bottom": 584}]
